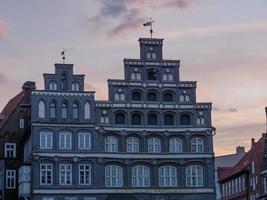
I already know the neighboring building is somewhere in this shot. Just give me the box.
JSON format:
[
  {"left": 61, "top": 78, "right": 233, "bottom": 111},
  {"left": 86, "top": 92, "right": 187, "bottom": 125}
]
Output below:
[
  {"left": 25, "top": 37, "right": 216, "bottom": 200},
  {"left": 218, "top": 134, "right": 267, "bottom": 200},
  {"left": 0, "top": 81, "right": 36, "bottom": 200},
  {"left": 215, "top": 146, "right": 246, "bottom": 199}
]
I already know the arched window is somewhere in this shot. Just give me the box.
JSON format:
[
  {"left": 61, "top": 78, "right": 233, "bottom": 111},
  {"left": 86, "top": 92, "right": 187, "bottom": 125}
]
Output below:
[
  {"left": 84, "top": 102, "right": 90, "bottom": 120},
  {"left": 148, "top": 137, "right": 161, "bottom": 153},
  {"left": 180, "top": 94, "right": 190, "bottom": 102},
  {"left": 147, "top": 69, "right": 157, "bottom": 81},
  {"left": 131, "top": 72, "right": 141, "bottom": 80},
  {"left": 168, "top": 73, "right": 174, "bottom": 81},
  {"left": 72, "top": 103, "right": 79, "bottom": 119},
  {"left": 147, "top": 92, "right": 157, "bottom": 102},
  {"left": 197, "top": 117, "right": 205, "bottom": 125},
  {"left": 115, "top": 113, "right": 125, "bottom": 125},
  {"left": 163, "top": 93, "right": 173, "bottom": 102},
  {"left": 131, "top": 113, "right": 141, "bottom": 125},
  {"left": 148, "top": 113, "right": 158, "bottom": 125},
  {"left": 50, "top": 102, "right": 56, "bottom": 119},
  {"left": 132, "top": 91, "right": 141, "bottom": 101},
  {"left": 105, "top": 165, "right": 123, "bottom": 187},
  {"left": 38, "top": 100, "right": 45, "bottom": 119},
  {"left": 169, "top": 138, "right": 183, "bottom": 153},
  {"left": 136, "top": 72, "right": 141, "bottom": 80},
  {"left": 71, "top": 82, "right": 79, "bottom": 91},
  {"left": 146, "top": 52, "right": 151, "bottom": 59},
  {"left": 61, "top": 74, "right": 67, "bottom": 90},
  {"left": 49, "top": 81, "right": 57, "bottom": 90},
  {"left": 163, "top": 73, "right": 174, "bottom": 81},
  {"left": 159, "top": 166, "right": 177, "bottom": 187},
  {"left": 132, "top": 165, "right": 150, "bottom": 187},
  {"left": 100, "top": 110, "right": 109, "bottom": 124},
  {"left": 127, "top": 137, "right": 139, "bottom": 152},
  {"left": 191, "top": 137, "right": 204, "bottom": 153},
  {"left": 152, "top": 52, "right": 157, "bottom": 59},
  {"left": 186, "top": 165, "right": 203, "bottom": 187},
  {"left": 164, "top": 114, "right": 174, "bottom": 126},
  {"left": 180, "top": 114, "right": 191, "bottom": 125},
  {"left": 104, "top": 136, "right": 118, "bottom": 152},
  {"left": 61, "top": 102, "right": 67, "bottom": 119},
  {"left": 114, "top": 92, "right": 125, "bottom": 101}
]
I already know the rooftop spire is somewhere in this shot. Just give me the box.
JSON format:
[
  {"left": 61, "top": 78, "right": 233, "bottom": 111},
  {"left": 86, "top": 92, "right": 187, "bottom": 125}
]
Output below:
[
  {"left": 143, "top": 18, "right": 155, "bottom": 39},
  {"left": 61, "top": 49, "right": 66, "bottom": 64}
]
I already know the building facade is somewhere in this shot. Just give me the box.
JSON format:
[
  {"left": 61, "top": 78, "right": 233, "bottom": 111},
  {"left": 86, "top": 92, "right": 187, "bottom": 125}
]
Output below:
[{"left": 25, "top": 37, "right": 216, "bottom": 200}]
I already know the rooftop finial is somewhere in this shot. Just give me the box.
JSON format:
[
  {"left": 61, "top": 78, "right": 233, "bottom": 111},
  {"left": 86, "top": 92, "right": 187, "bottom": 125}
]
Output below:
[
  {"left": 143, "top": 18, "right": 155, "bottom": 39},
  {"left": 61, "top": 49, "right": 66, "bottom": 64}
]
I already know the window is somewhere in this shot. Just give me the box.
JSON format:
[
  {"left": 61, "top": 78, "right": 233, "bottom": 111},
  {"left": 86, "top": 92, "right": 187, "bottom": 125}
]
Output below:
[
  {"left": 105, "top": 165, "right": 123, "bottom": 187},
  {"left": 79, "top": 164, "right": 91, "bottom": 185},
  {"left": 40, "top": 131, "right": 53, "bottom": 149},
  {"left": 180, "top": 94, "right": 190, "bottom": 102},
  {"left": 62, "top": 102, "right": 68, "bottom": 119},
  {"left": 180, "top": 114, "right": 191, "bottom": 125},
  {"left": 78, "top": 132, "right": 91, "bottom": 150},
  {"left": 164, "top": 114, "right": 174, "bottom": 125},
  {"left": 105, "top": 136, "right": 118, "bottom": 152},
  {"left": 42, "top": 198, "right": 55, "bottom": 200},
  {"left": 147, "top": 52, "right": 156, "bottom": 59},
  {"left": 61, "top": 74, "right": 67, "bottom": 90},
  {"left": 148, "top": 113, "right": 158, "bottom": 125},
  {"left": 60, "top": 164, "right": 72, "bottom": 185},
  {"left": 115, "top": 113, "right": 125, "bottom": 125},
  {"left": 186, "top": 165, "right": 203, "bottom": 187},
  {"left": 163, "top": 93, "right": 173, "bottom": 102},
  {"left": 197, "top": 117, "right": 205, "bottom": 125},
  {"left": 65, "top": 198, "right": 77, "bottom": 200},
  {"left": 131, "top": 72, "right": 141, "bottom": 80},
  {"left": 148, "top": 137, "right": 161, "bottom": 153},
  {"left": 71, "top": 82, "right": 79, "bottom": 91},
  {"left": 50, "top": 102, "right": 56, "bottom": 119},
  {"left": 59, "top": 131, "right": 72, "bottom": 149},
  {"left": 101, "top": 110, "right": 109, "bottom": 124},
  {"left": 132, "top": 165, "right": 150, "bottom": 187},
  {"left": 5, "top": 143, "right": 16, "bottom": 158},
  {"left": 40, "top": 164, "right": 53, "bottom": 185},
  {"left": 191, "top": 137, "right": 204, "bottom": 153},
  {"left": 114, "top": 92, "right": 125, "bottom": 101},
  {"left": 159, "top": 166, "right": 177, "bottom": 187},
  {"left": 163, "top": 73, "right": 174, "bottom": 81},
  {"left": 131, "top": 113, "right": 141, "bottom": 125},
  {"left": 19, "top": 118, "right": 24, "bottom": 129},
  {"left": 84, "top": 102, "right": 91, "bottom": 120},
  {"left": 147, "top": 69, "right": 157, "bottom": 81},
  {"left": 38, "top": 100, "right": 45, "bottom": 118},
  {"left": 49, "top": 81, "right": 57, "bottom": 90},
  {"left": 127, "top": 137, "right": 139, "bottom": 152},
  {"left": 6, "top": 170, "right": 16, "bottom": 189},
  {"left": 72, "top": 103, "right": 79, "bottom": 119},
  {"left": 147, "top": 92, "right": 157, "bottom": 101},
  {"left": 132, "top": 91, "right": 142, "bottom": 101},
  {"left": 169, "top": 138, "right": 182, "bottom": 153}
]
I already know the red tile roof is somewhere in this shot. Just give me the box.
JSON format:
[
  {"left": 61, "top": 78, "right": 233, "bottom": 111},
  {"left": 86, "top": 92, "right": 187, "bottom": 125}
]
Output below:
[{"left": 0, "top": 91, "right": 24, "bottom": 118}]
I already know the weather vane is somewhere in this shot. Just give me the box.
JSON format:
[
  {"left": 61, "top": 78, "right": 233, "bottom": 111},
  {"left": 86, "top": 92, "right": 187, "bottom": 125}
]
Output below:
[
  {"left": 61, "top": 49, "right": 66, "bottom": 64},
  {"left": 143, "top": 18, "right": 155, "bottom": 39}
]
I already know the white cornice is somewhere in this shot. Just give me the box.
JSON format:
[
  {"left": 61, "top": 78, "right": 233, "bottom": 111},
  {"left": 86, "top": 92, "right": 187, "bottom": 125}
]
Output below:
[
  {"left": 32, "top": 123, "right": 94, "bottom": 128},
  {"left": 32, "top": 91, "right": 94, "bottom": 97}
]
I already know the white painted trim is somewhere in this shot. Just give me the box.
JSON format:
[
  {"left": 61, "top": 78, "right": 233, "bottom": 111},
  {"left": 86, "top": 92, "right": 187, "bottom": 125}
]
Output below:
[
  {"left": 32, "top": 91, "right": 94, "bottom": 97},
  {"left": 96, "top": 127, "right": 211, "bottom": 132},
  {"left": 33, "top": 188, "right": 214, "bottom": 194},
  {"left": 32, "top": 123, "right": 94, "bottom": 128},
  {"left": 33, "top": 152, "right": 213, "bottom": 159}
]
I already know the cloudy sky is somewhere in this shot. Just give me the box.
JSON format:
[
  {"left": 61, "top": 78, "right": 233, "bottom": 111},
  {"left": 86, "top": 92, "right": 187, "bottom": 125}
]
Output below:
[{"left": 1, "top": 0, "right": 267, "bottom": 155}]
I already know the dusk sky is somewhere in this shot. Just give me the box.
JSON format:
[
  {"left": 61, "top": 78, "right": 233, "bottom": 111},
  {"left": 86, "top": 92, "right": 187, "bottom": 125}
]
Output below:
[{"left": 1, "top": 0, "right": 267, "bottom": 156}]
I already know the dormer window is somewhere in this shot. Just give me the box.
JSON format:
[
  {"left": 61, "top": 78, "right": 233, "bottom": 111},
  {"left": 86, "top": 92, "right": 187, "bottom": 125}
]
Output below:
[
  {"left": 71, "top": 82, "right": 79, "bottom": 91},
  {"left": 61, "top": 74, "right": 67, "bottom": 90},
  {"left": 147, "top": 69, "right": 157, "bottom": 81},
  {"left": 49, "top": 81, "right": 57, "bottom": 90}
]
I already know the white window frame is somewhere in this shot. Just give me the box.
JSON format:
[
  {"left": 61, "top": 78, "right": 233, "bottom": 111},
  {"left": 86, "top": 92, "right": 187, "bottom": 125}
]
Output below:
[
  {"left": 148, "top": 137, "right": 161, "bottom": 153},
  {"left": 19, "top": 118, "right": 24, "bottom": 129},
  {"left": 169, "top": 138, "right": 182, "bottom": 153},
  {"left": 104, "top": 136, "right": 118, "bottom": 152},
  {"left": 40, "top": 131, "right": 53, "bottom": 149},
  {"left": 4, "top": 143, "right": 16, "bottom": 158},
  {"left": 84, "top": 102, "right": 91, "bottom": 120},
  {"left": 49, "top": 81, "right": 57, "bottom": 91},
  {"left": 132, "top": 165, "right": 150, "bottom": 187},
  {"left": 71, "top": 82, "right": 80, "bottom": 91},
  {"left": 191, "top": 137, "right": 204, "bottom": 153},
  {"left": 78, "top": 132, "right": 91, "bottom": 150},
  {"left": 40, "top": 164, "right": 53, "bottom": 185},
  {"left": 159, "top": 166, "right": 177, "bottom": 187},
  {"left": 105, "top": 165, "right": 123, "bottom": 187},
  {"left": 38, "top": 100, "right": 45, "bottom": 118},
  {"left": 42, "top": 197, "right": 55, "bottom": 200},
  {"left": 127, "top": 137, "right": 139, "bottom": 152},
  {"left": 59, "top": 164, "right": 72, "bottom": 185},
  {"left": 79, "top": 164, "right": 91, "bottom": 185},
  {"left": 6, "top": 169, "right": 16, "bottom": 189},
  {"left": 186, "top": 165, "right": 203, "bottom": 187},
  {"left": 59, "top": 131, "right": 72, "bottom": 150},
  {"left": 65, "top": 197, "right": 78, "bottom": 200}
]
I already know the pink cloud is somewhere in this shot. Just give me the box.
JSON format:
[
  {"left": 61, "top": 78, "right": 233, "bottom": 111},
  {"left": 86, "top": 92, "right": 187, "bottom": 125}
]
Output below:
[{"left": 0, "top": 20, "right": 8, "bottom": 39}]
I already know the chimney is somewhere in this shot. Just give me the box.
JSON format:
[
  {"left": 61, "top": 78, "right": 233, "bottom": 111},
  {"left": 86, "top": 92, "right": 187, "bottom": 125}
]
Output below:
[
  {"left": 22, "top": 81, "right": 36, "bottom": 95},
  {"left": 236, "top": 146, "right": 245, "bottom": 155},
  {"left": 251, "top": 138, "right": 255, "bottom": 147}
]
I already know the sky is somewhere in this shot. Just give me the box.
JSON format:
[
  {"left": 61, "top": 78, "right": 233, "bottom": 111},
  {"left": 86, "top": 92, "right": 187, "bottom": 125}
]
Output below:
[{"left": 1, "top": 0, "right": 267, "bottom": 156}]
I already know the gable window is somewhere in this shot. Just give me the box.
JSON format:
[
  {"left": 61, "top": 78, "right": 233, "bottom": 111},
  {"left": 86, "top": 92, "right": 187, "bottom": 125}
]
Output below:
[
  {"left": 148, "top": 113, "right": 158, "bottom": 125},
  {"left": 147, "top": 69, "right": 157, "bottom": 81},
  {"left": 59, "top": 164, "right": 72, "bottom": 185},
  {"left": 40, "top": 164, "right": 53, "bottom": 185},
  {"left": 131, "top": 113, "right": 141, "bottom": 125},
  {"left": 105, "top": 165, "right": 123, "bottom": 187},
  {"left": 180, "top": 114, "right": 191, "bottom": 125},
  {"left": 79, "top": 164, "right": 91, "bottom": 185},
  {"left": 84, "top": 102, "right": 91, "bottom": 120},
  {"left": 40, "top": 131, "right": 53, "bottom": 149},
  {"left": 61, "top": 102, "right": 67, "bottom": 119},
  {"left": 127, "top": 137, "right": 139, "bottom": 152},
  {"left": 132, "top": 165, "right": 150, "bottom": 187},
  {"left": 78, "top": 132, "right": 91, "bottom": 150},
  {"left": 6, "top": 170, "right": 16, "bottom": 189},
  {"left": 159, "top": 166, "right": 177, "bottom": 187},
  {"left": 49, "top": 81, "right": 57, "bottom": 90},
  {"left": 191, "top": 137, "right": 204, "bottom": 153},
  {"left": 164, "top": 114, "right": 174, "bottom": 126},
  {"left": 61, "top": 74, "right": 67, "bottom": 90},
  {"left": 50, "top": 102, "right": 56, "bottom": 119},
  {"left": 132, "top": 91, "right": 142, "bottom": 101},
  {"left": 38, "top": 100, "right": 45, "bottom": 119},
  {"left": 163, "top": 93, "right": 173, "bottom": 102},
  {"left": 59, "top": 131, "right": 72, "bottom": 150},
  {"left": 169, "top": 138, "right": 183, "bottom": 153},
  {"left": 147, "top": 51, "right": 156, "bottom": 60},
  {"left": 147, "top": 92, "right": 157, "bottom": 102},
  {"left": 105, "top": 136, "right": 118, "bottom": 152},
  {"left": 115, "top": 113, "right": 125, "bottom": 125},
  {"left": 148, "top": 137, "right": 161, "bottom": 153},
  {"left": 71, "top": 82, "right": 79, "bottom": 91},
  {"left": 72, "top": 103, "right": 79, "bottom": 119},
  {"left": 186, "top": 165, "right": 203, "bottom": 187},
  {"left": 5, "top": 143, "right": 16, "bottom": 158}
]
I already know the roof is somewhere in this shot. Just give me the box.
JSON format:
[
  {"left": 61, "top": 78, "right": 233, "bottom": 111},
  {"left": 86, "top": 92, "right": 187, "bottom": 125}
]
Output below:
[
  {"left": 219, "top": 135, "right": 266, "bottom": 181},
  {"left": 0, "top": 91, "right": 24, "bottom": 117}
]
